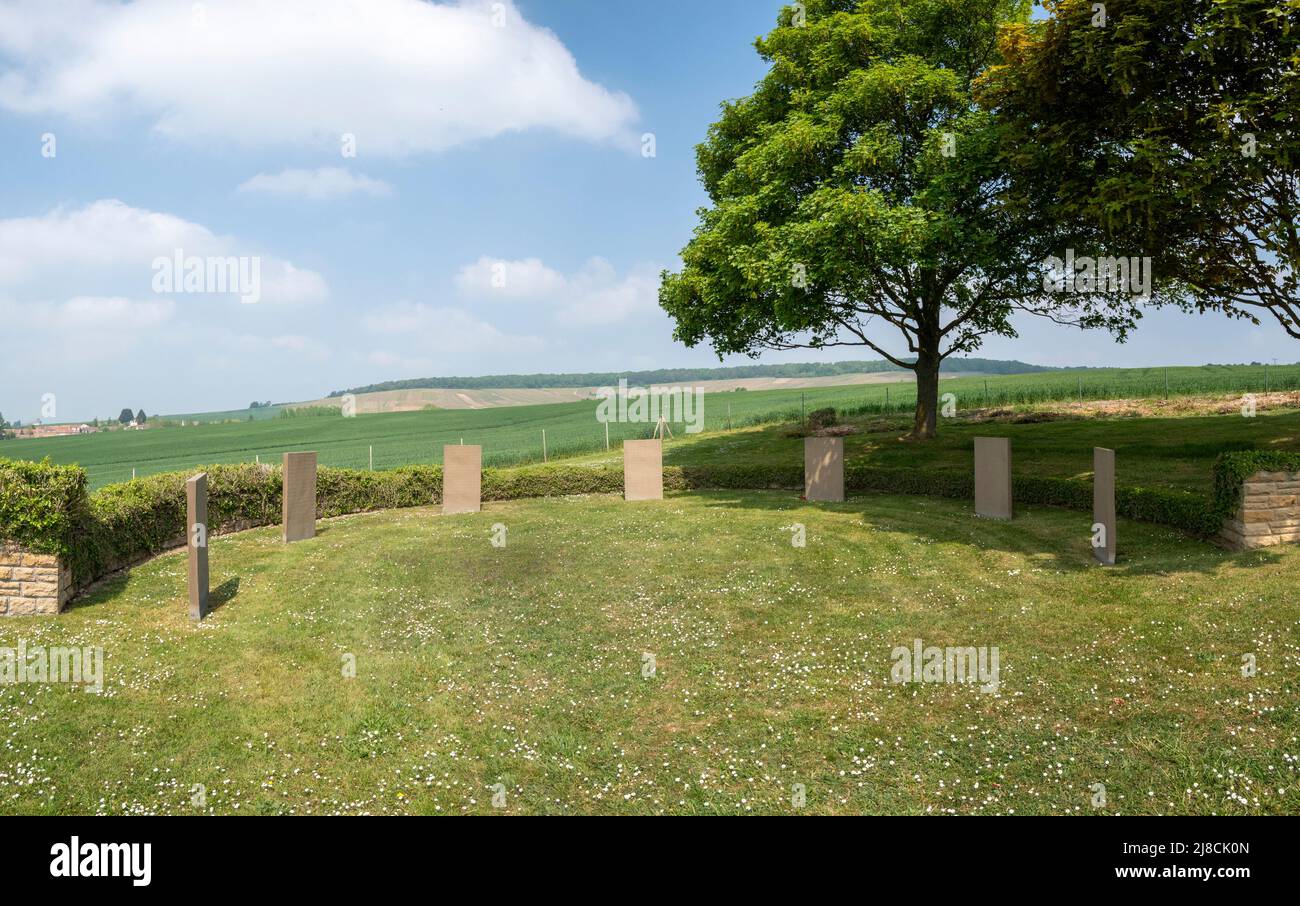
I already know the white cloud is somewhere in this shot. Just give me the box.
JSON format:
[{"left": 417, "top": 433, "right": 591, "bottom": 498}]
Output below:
[
  {"left": 455, "top": 255, "right": 660, "bottom": 324},
  {"left": 58, "top": 295, "right": 175, "bottom": 328},
  {"left": 0, "top": 295, "right": 174, "bottom": 329},
  {"left": 238, "top": 167, "right": 393, "bottom": 200},
  {"left": 555, "top": 259, "right": 660, "bottom": 326},
  {"left": 366, "top": 349, "right": 437, "bottom": 374},
  {"left": 0, "top": 0, "right": 639, "bottom": 155},
  {"left": 364, "top": 301, "right": 544, "bottom": 353},
  {"left": 454, "top": 256, "right": 567, "bottom": 299},
  {"left": 0, "top": 296, "right": 178, "bottom": 376},
  {"left": 236, "top": 333, "right": 332, "bottom": 359},
  {"left": 0, "top": 199, "right": 328, "bottom": 306},
  {"left": 258, "top": 261, "right": 330, "bottom": 306}
]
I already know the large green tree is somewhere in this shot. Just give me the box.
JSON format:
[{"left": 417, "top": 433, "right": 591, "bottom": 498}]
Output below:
[
  {"left": 980, "top": 0, "right": 1300, "bottom": 335},
  {"left": 660, "top": 0, "right": 1139, "bottom": 439}
]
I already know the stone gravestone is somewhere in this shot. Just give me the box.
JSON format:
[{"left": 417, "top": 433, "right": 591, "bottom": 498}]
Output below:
[
  {"left": 282, "top": 451, "right": 318, "bottom": 543},
  {"left": 804, "top": 436, "right": 845, "bottom": 502},
  {"left": 974, "top": 437, "right": 1012, "bottom": 520},
  {"left": 1093, "top": 447, "right": 1116, "bottom": 565},
  {"left": 186, "top": 472, "right": 209, "bottom": 621},
  {"left": 623, "top": 439, "right": 663, "bottom": 501},
  {"left": 442, "top": 444, "right": 482, "bottom": 514}
]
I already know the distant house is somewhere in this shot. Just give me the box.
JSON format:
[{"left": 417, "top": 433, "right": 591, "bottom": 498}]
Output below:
[{"left": 14, "top": 423, "right": 84, "bottom": 439}]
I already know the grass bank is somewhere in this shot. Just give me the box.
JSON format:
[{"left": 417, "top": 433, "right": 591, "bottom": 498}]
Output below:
[{"left": 2, "top": 492, "right": 1295, "bottom": 815}]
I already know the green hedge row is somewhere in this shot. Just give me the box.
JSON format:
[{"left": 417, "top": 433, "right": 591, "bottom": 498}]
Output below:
[
  {"left": 840, "top": 465, "right": 1219, "bottom": 536},
  {"left": 2, "top": 450, "right": 1288, "bottom": 594},
  {"left": 1210, "top": 450, "right": 1300, "bottom": 528},
  {"left": 70, "top": 463, "right": 447, "bottom": 586},
  {"left": 0, "top": 458, "right": 87, "bottom": 557}
]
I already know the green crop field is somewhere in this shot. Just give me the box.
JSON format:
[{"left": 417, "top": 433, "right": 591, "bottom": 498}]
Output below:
[
  {"left": 163, "top": 404, "right": 285, "bottom": 424},
  {"left": 0, "top": 382, "right": 919, "bottom": 488},
  {"left": 5, "top": 364, "right": 1300, "bottom": 489}
]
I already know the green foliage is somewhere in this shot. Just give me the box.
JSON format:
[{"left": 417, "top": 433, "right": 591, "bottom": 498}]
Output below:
[
  {"left": 782, "top": 406, "right": 840, "bottom": 437},
  {"left": 1210, "top": 450, "right": 1300, "bottom": 530},
  {"left": 69, "top": 463, "right": 441, "bottom": 586},
  {"left": 483, "top": 464, "right": 622, "bottom": 499},
  {"left": 278, "top": 406, "right": 338, "bottom": 418},
  {"left": 0, "top": 458, "right": 88, "bottom": 558},
  {"left": 658, "top": 0, "right": 1138, "bottom": 438},
  {"left": 807, "top": 407, "right": 838, "bottom": 431},
  {"left": 842, "top": 465, "right": 1219, "bottom": 535},
  {"left": 982, "top": 0, "right": 1300, "bottom": 335}
]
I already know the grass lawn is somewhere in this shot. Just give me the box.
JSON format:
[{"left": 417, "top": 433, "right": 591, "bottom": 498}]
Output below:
[
  {"left": 2, "top": 491, "right": 1296, "bottom": 815},
  {"left": 562, "top": 408, "right": 1300, "bottom": 496}
]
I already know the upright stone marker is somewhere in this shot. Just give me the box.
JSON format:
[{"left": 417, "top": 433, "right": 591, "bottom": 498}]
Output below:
[
  {"left": 974, "top": 437, "right": 1012, "bottom": 520},
  {"left": 186, "top": 472, "right": 209, "bottom": 621},
  {"left": 623, "top": 439, "right": 663, "bottom": 500},
  {"left": 443, "top": 444, "right": 482, "bottom": 514},
  {"left": 282, "top": 451, "right": 318, "bottom": 543},
  {"left": 1093, "top": 447, "right": 1116, "bottom": 565},
  {"left": 804, "top": 436, "right": 845, "bottom": 502}
]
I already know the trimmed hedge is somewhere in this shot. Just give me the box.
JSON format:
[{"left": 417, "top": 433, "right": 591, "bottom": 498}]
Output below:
[
  {"left": 3, "top": 449, "right": 1290, "bottom": 596},
  {"left": 1210, "top": 450, "right": 1300, "bottom": 530},
  {"left": 673, "top": 464, "right": 802, "bottom": 491},
  {"left": 70, "top": 463, "right": 446, "bottom": 586},
  {"left": 841, "top": 465, "right": 1219, "bottom": 536},
  {"left": 0, "top": 457, "right": 87, "bottom": 559}
]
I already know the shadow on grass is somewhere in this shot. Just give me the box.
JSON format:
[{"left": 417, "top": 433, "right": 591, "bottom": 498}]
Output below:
[
  {"left": 682, "top": 489, "right": 1285, "bottom": 578},
  {"left": 67, "top": 572, "right": 245, "bottom": 614},
  {"left": 208, "top": 577, "right": 240, "bottom": 614},
  {"left": 65, "top": 572, "right": 128, "bottom": 612}
]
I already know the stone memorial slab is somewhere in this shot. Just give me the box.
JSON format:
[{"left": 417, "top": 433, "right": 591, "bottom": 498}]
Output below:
[
  {"left": 187, "top": 472, "right": 209, "bottom": 621},
  {"left": 282, "top": 451, "right": 317, "bottom": 543},
  {"left": 974, "top": 437, "right": 1012, "bottom": 520},
  {"left": 623, "top": 439, "right": 663, "bottom": 501},
  {"left": 1093, "top": 447, "right": 1116, "bottom": 565},
  {"left": 443, "top": 444, "right": 482, "bottom": 514},
  {"left": 804, "top": 436, "right": 845, "bottom": 502}
]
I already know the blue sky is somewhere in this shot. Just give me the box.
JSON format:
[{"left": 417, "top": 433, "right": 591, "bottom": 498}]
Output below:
[{"left": 0, "top": 0, "right": 1293, "bottom": 422}]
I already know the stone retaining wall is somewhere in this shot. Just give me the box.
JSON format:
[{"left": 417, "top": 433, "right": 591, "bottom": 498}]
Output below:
[
  {"left": 1221, "top": 470, "right": 1300, "bottom": 550},
  {"left": 0, "top": 542, "right": 72, "bottom": 615}
]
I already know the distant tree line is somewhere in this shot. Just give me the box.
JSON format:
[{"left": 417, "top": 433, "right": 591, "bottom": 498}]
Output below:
[{"left": 328, "top": 357, "right": 1053, "bottom": 396}]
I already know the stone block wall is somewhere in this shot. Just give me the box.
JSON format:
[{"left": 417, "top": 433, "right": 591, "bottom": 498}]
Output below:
[
  {"left": 0, "top": 541, "right": 72, "bottom": 615},
  {"left": 1221, "top": 470, "right": 1300, "bottom": 550}
]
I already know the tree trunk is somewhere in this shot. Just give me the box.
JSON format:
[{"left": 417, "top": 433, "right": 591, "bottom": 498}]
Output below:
[{"left": 910, "top": 352, "right": 940, "bottom": 440}]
